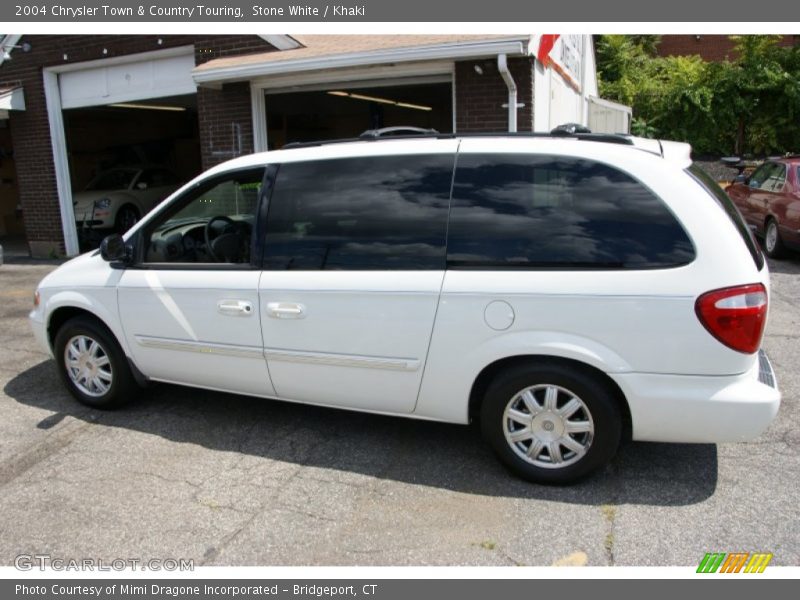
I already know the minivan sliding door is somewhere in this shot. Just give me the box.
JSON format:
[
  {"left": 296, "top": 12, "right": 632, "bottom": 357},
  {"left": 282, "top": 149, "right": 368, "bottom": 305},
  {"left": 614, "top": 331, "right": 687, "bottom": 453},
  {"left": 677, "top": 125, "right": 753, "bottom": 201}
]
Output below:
[{"left": 259, "top": 145, "right": 458, "bottom": 414}]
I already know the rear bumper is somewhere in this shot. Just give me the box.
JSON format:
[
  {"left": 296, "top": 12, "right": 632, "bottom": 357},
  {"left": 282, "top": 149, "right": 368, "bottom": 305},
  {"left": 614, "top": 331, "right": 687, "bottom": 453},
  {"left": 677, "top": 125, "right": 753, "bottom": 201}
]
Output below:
[{"left": 613, "top": 350, "right": 780, "bottom": 443}]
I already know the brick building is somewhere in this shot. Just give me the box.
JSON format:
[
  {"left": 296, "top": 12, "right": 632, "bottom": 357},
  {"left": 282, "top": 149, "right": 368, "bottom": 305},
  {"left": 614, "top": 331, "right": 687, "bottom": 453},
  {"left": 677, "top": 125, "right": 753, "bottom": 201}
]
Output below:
[
  {"left": 0, "top": 34, "right": 612, "bottom": 257},
  {"left": 657, "top": 34, "right": 799, "bottom": 61}
]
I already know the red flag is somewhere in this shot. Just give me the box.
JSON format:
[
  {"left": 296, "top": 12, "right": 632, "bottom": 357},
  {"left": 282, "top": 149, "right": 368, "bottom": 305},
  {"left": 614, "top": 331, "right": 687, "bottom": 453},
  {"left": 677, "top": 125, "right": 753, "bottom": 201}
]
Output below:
[{"left": 537, "top": 34, "right": 560, "bottom": 67}]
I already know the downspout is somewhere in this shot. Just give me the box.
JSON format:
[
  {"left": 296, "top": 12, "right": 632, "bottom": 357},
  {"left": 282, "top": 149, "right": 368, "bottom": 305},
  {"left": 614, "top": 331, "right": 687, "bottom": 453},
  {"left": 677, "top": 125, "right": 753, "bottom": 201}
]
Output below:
[
  {"left": 497, "top": 53, "right": 517, "bottom": 133},
  {"left": 0, "top": 35, "right": 22, "bottom": 67}
]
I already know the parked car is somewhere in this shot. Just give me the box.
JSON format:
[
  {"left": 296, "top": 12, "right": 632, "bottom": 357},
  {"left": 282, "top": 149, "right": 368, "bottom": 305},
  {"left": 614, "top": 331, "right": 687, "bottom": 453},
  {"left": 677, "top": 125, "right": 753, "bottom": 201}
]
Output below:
[
  {"left": 73, "top": 166, "right": 181, "bottom": 233},
  {"left": 727, "top": 156, "right": 800, "bottom": 258},
  {"left": 30, "top": 130, "right": 780, "bottom": 484}
]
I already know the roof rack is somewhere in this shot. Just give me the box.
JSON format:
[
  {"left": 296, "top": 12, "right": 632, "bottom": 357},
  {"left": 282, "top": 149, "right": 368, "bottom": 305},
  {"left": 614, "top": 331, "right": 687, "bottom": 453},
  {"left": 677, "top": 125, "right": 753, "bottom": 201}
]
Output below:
[
  {"left": 281, "top": 127, "right": 634, "bottom": 150},
  {"left": 360, "top": 126, "right": 440, "bottom": 139}
]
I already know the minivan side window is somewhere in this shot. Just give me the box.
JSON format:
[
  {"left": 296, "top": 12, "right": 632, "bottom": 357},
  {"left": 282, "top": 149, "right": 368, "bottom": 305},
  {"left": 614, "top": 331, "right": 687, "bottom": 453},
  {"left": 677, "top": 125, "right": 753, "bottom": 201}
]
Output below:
[
  {"left": 447, "top": 154, "right": 695, "bottom": 269},
  {"left": 263, "top": 155, "right": 454, "bottom": 270},
  {"left": 142, "top": 168, "right": 264, "bottom": 265}
]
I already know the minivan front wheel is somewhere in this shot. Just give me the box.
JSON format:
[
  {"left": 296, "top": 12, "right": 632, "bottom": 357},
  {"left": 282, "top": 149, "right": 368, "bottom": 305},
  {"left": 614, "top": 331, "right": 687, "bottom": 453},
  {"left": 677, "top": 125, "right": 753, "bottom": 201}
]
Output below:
[
  {"left": 54, "top": 316, "right": 138, "bottom": 409},
  {"left": 481, "top": 363, "right": 622, "bottom": 484}
]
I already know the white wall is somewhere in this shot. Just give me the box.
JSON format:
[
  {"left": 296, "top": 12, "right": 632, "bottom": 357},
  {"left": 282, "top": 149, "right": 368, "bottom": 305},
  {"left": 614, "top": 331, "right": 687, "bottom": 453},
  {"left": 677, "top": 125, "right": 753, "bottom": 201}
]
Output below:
[{"left": 533, "top": 34, "right": 599, "bottom": 132}]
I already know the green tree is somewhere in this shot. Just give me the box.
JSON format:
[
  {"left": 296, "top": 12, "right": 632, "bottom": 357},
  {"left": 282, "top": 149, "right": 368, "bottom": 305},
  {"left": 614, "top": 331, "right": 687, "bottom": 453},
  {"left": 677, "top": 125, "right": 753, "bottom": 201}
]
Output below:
[{"left": 595, "top": 34, "right": 800, "bottom": 155}]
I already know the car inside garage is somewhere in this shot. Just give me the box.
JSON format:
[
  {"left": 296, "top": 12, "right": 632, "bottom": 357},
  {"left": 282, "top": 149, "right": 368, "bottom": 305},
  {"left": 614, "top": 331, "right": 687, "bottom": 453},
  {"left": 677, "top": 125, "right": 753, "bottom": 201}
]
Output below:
[{"left": 63, "top": 95, "right": 201, "bottom": 248}]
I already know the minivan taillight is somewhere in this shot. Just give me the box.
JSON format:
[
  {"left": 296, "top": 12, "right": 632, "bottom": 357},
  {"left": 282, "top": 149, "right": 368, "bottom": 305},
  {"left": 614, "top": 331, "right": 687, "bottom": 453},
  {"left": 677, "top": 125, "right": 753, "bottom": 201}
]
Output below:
[{"left": 695, "top": 283, "right": 768, "bottom": 354}]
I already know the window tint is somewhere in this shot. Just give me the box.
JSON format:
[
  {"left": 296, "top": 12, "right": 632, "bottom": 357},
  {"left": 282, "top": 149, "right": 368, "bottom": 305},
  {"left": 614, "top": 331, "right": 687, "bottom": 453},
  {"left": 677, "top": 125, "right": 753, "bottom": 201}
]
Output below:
[
  {"left": 748, "top": 163, "right": 771, "bottom": 189},
  {"left": 750, "top": 162, "right": 786, "bottom": 192},
  {"left": 688, "top": 164, "right": 764, "bottom": 270},
  {"left": 143, "top": 168, "right": 264, "bottom": 265},
  {"left": 263, "top": 155, "right": 454, "bottom": 270},
  {"left": 448, "top": 154, "right": 694, "bottom": 269},
  {"left": 765, "top": 163, "right": 786, "bottom": 192}
]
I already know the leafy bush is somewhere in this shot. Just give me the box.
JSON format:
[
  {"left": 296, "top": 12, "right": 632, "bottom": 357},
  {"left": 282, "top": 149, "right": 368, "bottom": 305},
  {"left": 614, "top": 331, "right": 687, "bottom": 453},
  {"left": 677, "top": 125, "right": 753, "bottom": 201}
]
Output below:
[{"left": 595, "top": 35, "right": 800, "bottom": 155}]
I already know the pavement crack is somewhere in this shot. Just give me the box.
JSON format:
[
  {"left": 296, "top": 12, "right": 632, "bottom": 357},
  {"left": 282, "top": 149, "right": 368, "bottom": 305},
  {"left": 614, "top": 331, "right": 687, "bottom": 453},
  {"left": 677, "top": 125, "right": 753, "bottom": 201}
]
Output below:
[
  {"left": 601, "top": 503, "right": 617, "bottom": 566},
  {"left": 274, "top": 504, "right": 337, "bottom": 523},
  {"left": 0, "top": 416, "right": 96, "bottom": 488},
  {"left": 131, "top": 470, "right": 202, "bottom": 489},
  {"left": 198, "top": 461, "right": 306, "bottom": 566}
]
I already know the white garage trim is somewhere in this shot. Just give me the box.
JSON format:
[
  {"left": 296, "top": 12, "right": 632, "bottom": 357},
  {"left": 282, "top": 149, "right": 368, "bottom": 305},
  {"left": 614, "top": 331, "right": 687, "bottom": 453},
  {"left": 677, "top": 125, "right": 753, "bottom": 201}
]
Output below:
[
  {"left": 194, "top": 39, "right": 526, "bottom": 85},
  {"left": 257, "top": 35, "right": 302, "bottom": 51},
  {"left": 43, "top": 69, "right": 79, "bottom": 256},
  {"left": 0, "top": 86, "right": 26, "bottom": 112},
  {"left": 250, "top": 83, "right": 268, "bottom": 153},
  {"left": 43, "top": 46, "right": 197, "bottom": 257},
  {"left": 59, "top": 47, "right": 196, "bottom": 109}
]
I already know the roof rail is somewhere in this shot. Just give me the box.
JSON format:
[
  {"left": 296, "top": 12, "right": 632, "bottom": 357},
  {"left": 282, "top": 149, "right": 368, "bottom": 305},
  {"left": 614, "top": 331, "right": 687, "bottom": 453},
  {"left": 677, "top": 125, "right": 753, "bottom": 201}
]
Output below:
[
  {"left": 551, "top": 123, "right": 592, "bottom": 135},
  {"left": 360, "top": 126, "right": 439, "bottom": 139},
  {"left": 281, "top": 128, "right": 635, "bottom": 150}
]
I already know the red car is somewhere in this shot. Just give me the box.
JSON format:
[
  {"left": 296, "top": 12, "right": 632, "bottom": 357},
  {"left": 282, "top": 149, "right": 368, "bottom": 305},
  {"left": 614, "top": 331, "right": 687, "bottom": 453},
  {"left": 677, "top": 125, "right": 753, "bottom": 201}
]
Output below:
[{"left": 727, "top": 157, "right": 800, "bottom": 258}]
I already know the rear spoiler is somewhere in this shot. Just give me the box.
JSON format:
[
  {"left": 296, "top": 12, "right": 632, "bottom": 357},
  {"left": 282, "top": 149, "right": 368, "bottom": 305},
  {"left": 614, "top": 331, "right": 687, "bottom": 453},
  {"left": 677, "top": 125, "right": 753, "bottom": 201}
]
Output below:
[{"left": 627, "top": 137, "right": 693, "bottom": 169}]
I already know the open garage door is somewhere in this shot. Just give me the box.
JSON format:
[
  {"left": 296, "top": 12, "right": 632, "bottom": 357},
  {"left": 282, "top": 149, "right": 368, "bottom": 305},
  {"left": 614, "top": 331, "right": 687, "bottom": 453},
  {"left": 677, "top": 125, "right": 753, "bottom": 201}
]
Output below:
[
  {"left": 63, "top": 95, "right": 201, "bottom": 250},
  {"left": 44, "top": 46, "right": 199, "bottom": 255},
  {"left": 265, "top": 78, "right": 453, "bottom": 148}
]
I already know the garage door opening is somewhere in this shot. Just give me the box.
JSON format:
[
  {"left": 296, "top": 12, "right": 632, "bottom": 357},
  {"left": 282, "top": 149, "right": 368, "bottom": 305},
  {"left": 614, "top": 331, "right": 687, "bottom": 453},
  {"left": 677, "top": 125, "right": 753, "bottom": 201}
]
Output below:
[
  {"left": 266, "top": 81, "right": 453, "bottom": 149},
  {"left": 63, "top": 94, "right": 201, "bottom": 249}
]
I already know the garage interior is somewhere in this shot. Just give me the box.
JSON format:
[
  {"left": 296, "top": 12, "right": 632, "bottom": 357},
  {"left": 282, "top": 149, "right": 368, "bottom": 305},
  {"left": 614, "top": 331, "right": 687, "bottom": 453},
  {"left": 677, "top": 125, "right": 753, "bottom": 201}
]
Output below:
[
  {"left": 0, "top": 122, "right": 23, "bottom": 242},
  {"left": 64, "top": 95, "right": 201, "bottom": 192},
  {"left": 63, "top": 94, "right": 201, "bottom": 248},
  {"left": 265, "top": 80, "right": 453, "bottom": 148}
]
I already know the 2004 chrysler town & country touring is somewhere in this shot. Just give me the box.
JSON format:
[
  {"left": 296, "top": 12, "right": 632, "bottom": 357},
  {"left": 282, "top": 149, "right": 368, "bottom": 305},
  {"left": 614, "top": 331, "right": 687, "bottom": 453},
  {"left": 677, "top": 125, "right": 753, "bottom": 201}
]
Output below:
[{"left": 29, "top": 131, "right": 781, "bottom": 484}]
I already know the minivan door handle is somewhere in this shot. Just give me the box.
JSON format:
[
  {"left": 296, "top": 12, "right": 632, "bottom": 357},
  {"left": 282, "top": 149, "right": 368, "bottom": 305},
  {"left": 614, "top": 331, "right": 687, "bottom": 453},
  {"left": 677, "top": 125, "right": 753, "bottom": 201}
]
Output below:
[
  {"left": 267, "top": 302, "right": 306, "bottom": 319},
  {"left": 217, "top": 299, "right": 254, "bottom": 316}
]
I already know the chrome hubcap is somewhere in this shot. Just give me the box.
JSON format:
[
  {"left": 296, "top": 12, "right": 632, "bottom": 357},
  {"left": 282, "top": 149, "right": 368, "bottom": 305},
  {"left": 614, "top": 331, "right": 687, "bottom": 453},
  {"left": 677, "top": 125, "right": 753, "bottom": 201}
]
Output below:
[
  {"left": 64, "top": 335, "right": 113, "bottom": 397},
  {"left": 766, "top": 223, "right": 777, "bottom": 252},
  {"left": 503, "top": 384, "right": 594, "bottom": 469}
]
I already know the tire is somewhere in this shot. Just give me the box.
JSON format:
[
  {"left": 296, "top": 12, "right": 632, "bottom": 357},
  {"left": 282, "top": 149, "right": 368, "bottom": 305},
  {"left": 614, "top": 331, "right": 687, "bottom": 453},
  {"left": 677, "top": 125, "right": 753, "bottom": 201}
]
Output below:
[
  {"left": 763, "top": 219, "right": 786, "bottom": 259},
  {"left": 53, "top": 316, "right": 139, "bottom": 409},
  {"left": 480, "top": 362, "right": 622, "bottom": 484},
  {"left": 115, "top": 204, "right": 140, "bottom": 233}
]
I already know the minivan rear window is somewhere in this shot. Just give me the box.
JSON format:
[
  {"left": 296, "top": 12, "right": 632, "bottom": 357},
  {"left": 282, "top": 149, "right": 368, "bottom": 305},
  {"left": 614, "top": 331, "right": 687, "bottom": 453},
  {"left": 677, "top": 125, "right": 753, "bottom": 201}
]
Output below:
[
  {"left": 687, "top": 164, "right": 764, "bottom": 270},
  {"left": 447, "top": 154, "right": 695, "bottom": 269}
]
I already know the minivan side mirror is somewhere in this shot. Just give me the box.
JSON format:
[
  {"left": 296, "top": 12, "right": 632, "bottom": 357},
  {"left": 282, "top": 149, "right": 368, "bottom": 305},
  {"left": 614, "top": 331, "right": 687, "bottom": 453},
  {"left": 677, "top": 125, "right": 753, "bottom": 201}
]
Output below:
[{"left": 99, "top": 234, "right": 129, "bottom": 263}]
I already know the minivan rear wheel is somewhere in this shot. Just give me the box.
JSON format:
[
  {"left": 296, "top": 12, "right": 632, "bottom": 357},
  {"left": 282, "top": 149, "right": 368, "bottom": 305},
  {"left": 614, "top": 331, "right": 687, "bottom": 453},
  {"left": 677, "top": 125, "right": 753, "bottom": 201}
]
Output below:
[{"left": 481, "top": 363, "right": 621, "bottom": 484}]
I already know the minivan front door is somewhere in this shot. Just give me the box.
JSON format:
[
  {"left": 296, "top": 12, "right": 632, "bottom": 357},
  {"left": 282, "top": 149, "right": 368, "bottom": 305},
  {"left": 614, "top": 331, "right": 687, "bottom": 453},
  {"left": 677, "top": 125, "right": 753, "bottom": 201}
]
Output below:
[
  {"left": 117, "top": 167, "right": 275, "bottom": 398},
  {"left": 258, "top": 147, "right": 457, "bottom": 414}
]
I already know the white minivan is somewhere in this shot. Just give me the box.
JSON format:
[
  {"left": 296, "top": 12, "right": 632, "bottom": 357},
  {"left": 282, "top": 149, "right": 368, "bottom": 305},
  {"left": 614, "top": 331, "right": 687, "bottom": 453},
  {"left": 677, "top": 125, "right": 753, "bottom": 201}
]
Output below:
[{"left": 29, "top": 130, "right": 780, "bottom": 484}]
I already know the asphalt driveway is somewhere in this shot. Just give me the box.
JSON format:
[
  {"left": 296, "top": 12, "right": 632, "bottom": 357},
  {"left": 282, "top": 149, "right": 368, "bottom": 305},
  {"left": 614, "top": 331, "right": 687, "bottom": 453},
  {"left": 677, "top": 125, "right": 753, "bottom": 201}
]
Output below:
[{"left": 0, "top": 250, "right": 797, "bottom": 567}]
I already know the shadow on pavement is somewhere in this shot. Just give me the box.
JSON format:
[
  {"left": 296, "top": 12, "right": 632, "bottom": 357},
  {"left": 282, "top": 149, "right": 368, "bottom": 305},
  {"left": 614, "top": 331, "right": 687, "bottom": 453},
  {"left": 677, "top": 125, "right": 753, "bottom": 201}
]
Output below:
[
  {"left": 5, "top": 359, "right": 718, "bottom": 506},
  {"left": 766, "top": 255, "right": 800, "bottom": 274}
]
